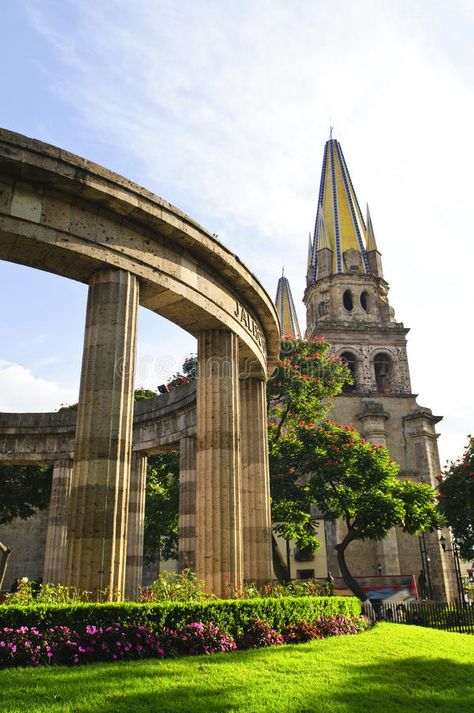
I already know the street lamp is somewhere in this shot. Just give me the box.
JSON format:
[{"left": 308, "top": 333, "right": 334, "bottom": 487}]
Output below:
[{"left": 440, "top": 535, "right": 464, "bottom": 603}]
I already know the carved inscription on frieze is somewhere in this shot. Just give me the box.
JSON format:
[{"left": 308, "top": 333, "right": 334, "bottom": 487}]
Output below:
[{"left": 234, "top": 300, "right": 266, "bottom": 355}]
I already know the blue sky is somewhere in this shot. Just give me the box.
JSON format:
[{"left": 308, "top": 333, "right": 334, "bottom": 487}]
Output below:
[{"left": 0, "top": 0, "right": 473, "bottom": 464}]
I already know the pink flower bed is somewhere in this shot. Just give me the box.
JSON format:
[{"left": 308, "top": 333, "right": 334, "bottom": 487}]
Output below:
[{"left": 0, "top": 615, "right": 369, "bottom": 668}]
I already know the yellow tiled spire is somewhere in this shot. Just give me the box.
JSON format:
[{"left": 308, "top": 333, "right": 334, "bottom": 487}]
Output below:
[
  {"left": 309, "top": 137, "right": 370, "bottom": 280},
  {"left": 275, "top": 272, "right": 301, "bottom": 338}
]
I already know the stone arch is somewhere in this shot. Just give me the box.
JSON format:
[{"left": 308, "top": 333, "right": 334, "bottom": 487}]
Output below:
[
  {"left": 0, "top": 129, "right": 280, "bottom": 599},
  {"left": 339, "top": 350, "right": 358, "bottom": 392},
  {"left": 373, "top": 351, "right": 394, "bottom": 393}
]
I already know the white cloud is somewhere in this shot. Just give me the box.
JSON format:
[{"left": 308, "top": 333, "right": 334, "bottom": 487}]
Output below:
[{"left": 0, "top": 360, "right": 78, "bottom": 412}]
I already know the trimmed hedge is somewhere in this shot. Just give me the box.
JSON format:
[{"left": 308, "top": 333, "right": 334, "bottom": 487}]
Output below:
[{"left": 0, "top": 596, "right": 360, "bottom": 636}]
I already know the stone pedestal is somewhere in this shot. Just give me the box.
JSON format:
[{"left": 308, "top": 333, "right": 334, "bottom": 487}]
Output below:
[
  {"left": 125, "top": 453, "right": 148, "bottom": 600},
  {"left": 64, "top": 268, "right": 138, "bottom": 599},
  {"left": 43, "top": 459, "right": 73, "bottom": 584},
  {"left": 196, "top": 329, "right": 243, "bottom": 597},
  {"left": 240, "top": 377, "right": 273, "bottom": 585},
  {"left": 179, "top": 436, "right": 197, "bottom": 572}
]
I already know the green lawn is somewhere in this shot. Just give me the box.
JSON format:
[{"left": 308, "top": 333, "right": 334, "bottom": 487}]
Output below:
[{"left": 0, "top": 624, "right": 473, "bottom": 712}]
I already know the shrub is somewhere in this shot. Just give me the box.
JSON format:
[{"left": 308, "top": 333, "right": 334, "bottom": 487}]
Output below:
[
  {"left": 143, "top": 570, "right": 214, "bottom": 602},
  {"left": 0, "top": 625, "right": 69, "bottom": 667},
  {"left": 236, "top": 617, "right": 284, "bottom": 649},
  {"left": 282, "top": 620, "right": 321, "bottom": 643},
  {"left": 0, "top": 596, "right": 361, "bottom": 635},
  {"left": 159, "top": 622, "right": 236, "bottom": 656},
  {"left": 226, "top": 579, "right": 328, "bottom": 599},
  {"left": 3, "top": 581, "right": 86, "bottom": 606},
  {"left": 313, "top": 615, "right": 369, "bottom": 637},
  {"left": 0, "top": 624, "right": 165, "bottom": 668}
]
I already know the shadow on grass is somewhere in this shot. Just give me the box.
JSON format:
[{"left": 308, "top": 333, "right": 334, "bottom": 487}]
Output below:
[
  {"left": 325, "top": 656, "right": 474, "bottom": 713},
  {"left": 0, "top": 643, "right": 473, "bottom": 712}
]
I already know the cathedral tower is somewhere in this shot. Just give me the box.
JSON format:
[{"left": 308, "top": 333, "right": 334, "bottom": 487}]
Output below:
[{"left": 279, "top": 136, "right": 456, "bottom": 599}]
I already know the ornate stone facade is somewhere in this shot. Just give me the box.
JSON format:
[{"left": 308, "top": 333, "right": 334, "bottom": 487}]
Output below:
[{"left": 301, "top": 137, "right": 457, "bottom": 599}]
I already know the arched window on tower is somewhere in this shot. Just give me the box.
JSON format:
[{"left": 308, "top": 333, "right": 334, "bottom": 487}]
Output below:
[
  {"left": 340, "top": 351, "right": 357, "bottom": 392},
  {"left": 374, "top": 353, "right": 392, "bottom": 393},
  {"left": 343, "top": 290, "right": 353, "bottom": 311},
  {"left": 360, "top": 291, "right": 369, "bottom": 312}
]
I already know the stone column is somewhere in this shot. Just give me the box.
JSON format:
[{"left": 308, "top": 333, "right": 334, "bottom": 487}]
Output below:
[
  {"left": 240, "top": 377, "right": 273, "bottom": 586},
  {"left": 43, "top": 459, "right": 73, "bottom": 584},
  {"left": 403, "top": 411, "right": 456, "bottom": 600},
  {"left": 358, "top": 403, "right": 400, "bottom": 576},
  {"left": 178, "top": 436, "right": 197, "bottom": 572},
  {"left": 64, "top": 268, "right": 139, "bottom": 600},
  {"left": 125, "top": 453, "right": 148, "bottom": 600},
  {"left": 195, "top": 329, "right": 243, "bottom": 597}
]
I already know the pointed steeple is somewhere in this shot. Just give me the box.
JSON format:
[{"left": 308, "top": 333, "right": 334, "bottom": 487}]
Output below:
[
  {"left": 365, "top": 204, "right": 377, "bottom": 251},
  {"left": 309, "top": 137, "right": 372, "bottom": 280},
  {"left": 365, "top": 204, "right": 384, "bottom": 277},
  {"left": 275, "top": 272, "right": 301, "bottom": 338}
]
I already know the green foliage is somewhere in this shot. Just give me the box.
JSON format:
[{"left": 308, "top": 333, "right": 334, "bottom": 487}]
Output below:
[
  {"left": 278, "top": 420, "right": 443, "bottom": 538},
  {"left": 134, "top": 387, "right": 158, "bottom": 401},
  {"left": 0, "top": 596, "right": 361, "bottom": 636},
  {"left": 0, "top": 464, "right": 52, "bottom": 526},
  {"left": 437, "top": 435, "right": 474, "bottom": 561},
  {"left": 3, "top": 580, "right": 86, "bottom": 606},
  {"left": 143, "top": 452, "right": 180, "bottom": 566},
  {"left": 226, "top": 578, "right": 330, "bottom": 599},
  {"left": 143, "top": 570, "right": 214, "bottom": 602},
  {"left": 268, "top": 337, "right": 351, "bottom": 555},
  {"left": 268, "top": 336, "right": 351, "bottom": 442},
  {"left": 273, "top": 419, "right": 443, "bottom": 598}
]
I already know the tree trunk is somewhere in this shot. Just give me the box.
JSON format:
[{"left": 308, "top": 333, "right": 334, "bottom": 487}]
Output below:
[
  {"left": 335, "top": 541, "right": 367, "bottom": 601},
  {"left": 272, "top": 534, "right": 290, "bottom": 583}
]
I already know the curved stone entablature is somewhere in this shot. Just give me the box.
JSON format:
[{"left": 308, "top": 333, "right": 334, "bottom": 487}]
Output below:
[
  {"left": 0, "top": 383, "right": 197, "bottom": 465},
  {"left": 0, "top": 128, "right": 279, "bottom": 374}
]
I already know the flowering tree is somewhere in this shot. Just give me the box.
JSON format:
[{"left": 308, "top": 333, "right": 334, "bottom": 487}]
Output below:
[
  {"left": 268, "top": 336, "right": 351, "bottom": 579},
  {"left": 167, "top": 355, "right": 197, "bottom": 389},
  {"left": 437, "top": 435, "right": 474, "bottom": 561},
  {"left": 273, "top": 419, "right": 444, "bottom": 599}
]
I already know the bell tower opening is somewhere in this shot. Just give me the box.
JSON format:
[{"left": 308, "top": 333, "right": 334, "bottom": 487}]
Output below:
[
  {"left": 341, "top": 351, "right": 357, "bottom": 392},
  {"left": 374, "top": 353, "right": 392, "bottom": 393}
]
